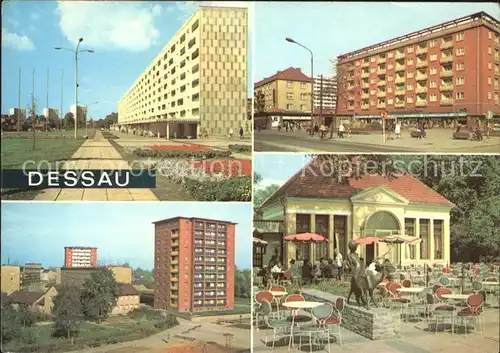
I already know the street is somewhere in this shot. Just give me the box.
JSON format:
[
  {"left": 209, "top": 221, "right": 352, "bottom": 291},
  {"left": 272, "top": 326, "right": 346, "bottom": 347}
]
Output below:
[{"left": 254, "top": 129, "right": 500, "bottom": 153}]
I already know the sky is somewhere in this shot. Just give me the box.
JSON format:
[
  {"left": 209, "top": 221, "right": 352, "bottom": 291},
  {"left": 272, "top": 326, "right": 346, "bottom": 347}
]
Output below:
[
  {"left": 1, "top": 202, "right": 252, "bottom": 270},
  {"left": 255, "top": 153, "right": 311, "bottom": 190},
  {"left": 255, "top": 2, "right": 500, "bottom": 80},
  {"left": 1, "top": 1, "right": 254, "bottom": 118}
]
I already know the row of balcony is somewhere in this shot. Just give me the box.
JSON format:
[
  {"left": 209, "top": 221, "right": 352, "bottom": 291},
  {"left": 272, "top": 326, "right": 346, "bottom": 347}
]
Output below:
[
  {"left": 360, "top": 84, "right": 453, "bottom": 98},
  {"left": 358, "top": 98, "right": 454, "bottom": 110}
]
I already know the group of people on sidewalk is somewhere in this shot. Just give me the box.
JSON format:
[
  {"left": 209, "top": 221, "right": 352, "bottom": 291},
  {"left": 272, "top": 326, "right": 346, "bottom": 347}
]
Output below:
[
  {"left": 228, "top": 127, "right": 245, "bottom": 139},
  {"left": 312, "top": 123, "right": 351, "bottom": 139}
]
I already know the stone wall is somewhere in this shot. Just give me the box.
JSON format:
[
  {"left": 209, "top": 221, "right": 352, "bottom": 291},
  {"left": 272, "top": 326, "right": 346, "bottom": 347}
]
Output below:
[{"left": 302, "top": 289, "right": 400, "bottom": 340}]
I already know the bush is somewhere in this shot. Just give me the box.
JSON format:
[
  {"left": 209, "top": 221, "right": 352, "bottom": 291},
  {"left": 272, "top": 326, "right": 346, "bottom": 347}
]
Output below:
[
  {"left": 228, "top": 144, "right": 251, "bottom": 153},
  {"left": 134, "top": 148, "right": 231, "bottom": 159},
  {"left": 453, "top": 131, "right": 471, "bottom": 140},
  {"left": 184, "top": 176, "right": 251, "bottom": 201}
]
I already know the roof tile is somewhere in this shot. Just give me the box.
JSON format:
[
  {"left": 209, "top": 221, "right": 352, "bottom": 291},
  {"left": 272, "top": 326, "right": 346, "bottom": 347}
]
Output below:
[{"left": 255, "top": 67, "right": 312, "bottom": 89}]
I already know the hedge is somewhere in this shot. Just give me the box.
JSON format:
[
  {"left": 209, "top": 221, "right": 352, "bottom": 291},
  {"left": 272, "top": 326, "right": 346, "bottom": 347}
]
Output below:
[
  {"left": 183, "top": 175, "right": 251, "bottom": 201},
  {"left": 134, "top": 148, "right": 232, "bottom": 159},
  {"left": 228, "top": 144, "right": 251, "bottom": 153}
]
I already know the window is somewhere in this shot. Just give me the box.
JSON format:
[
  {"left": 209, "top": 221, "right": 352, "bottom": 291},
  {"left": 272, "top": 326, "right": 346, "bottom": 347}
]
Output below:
[
  {"left": 456, "top": 63, "right": 465, "bottom": 71},
  {"left": 430, "top": 53, "right": 437, "bottom": 61},
  {"left": 300, "top": 93, "right": 307, "bottom": 100},
  {"left": 407, "top": 96, "right": 414, "bottom": 103},
  {"left": 407, "top": 46, "right": 414, "bottom": 53},
  {"left": 370, "top": 67, "right": 376, "bottom": 73},
  {"left": 287, "top": 92, "right": 293, "bottom": 100},
  {"left": 387, "top": 98, "right": 393, "bottom": 104},
  {"left": 488, "top": 62, "right": 492, "bottom": 70},
  {"left": 407, "top": 72, "right": 414, "bottom": 78},
  {"left": 407, "top": 58, "right": 413, "bottom": 65},
  {"left": 456, "top": 92, "right": 464, "bottom": 100},
  {"left": 430, "top": 67, "right": 437, "bottom": 75},
  {"left": 456, "top": 47, "right": 465, "bottom": 56},
  {"left": 387, "top": 52, "right": 393, "bottom": 58},
  {"left": 370, "top": 56, "right": 376, "bottom": 62},
  {"left": 420, "top": 219, "right": 429, "bottom": 259},
  {"left": 488, "top": 92, "right": 492, "bottom": 100},
  {"left": 315, "top": 215, "right": 330, "bottom": 259},
  {"left": 429, "top": 40, "right": 437, "bottom": 48},
  {"left": 430, "top": 94, "right": 437, "bottom": 102},
  {"left": 287, "top": 81, "right": 293, "bottom": 88},
  {"left": 407, "top": 83, "right": 414, "bottom": 90},
  {"left": 300, "top": 82, "right": 307, "bottom": 89},
  {"left": 488, "top": 31, "right": 493, "bottom": 39},
  {"left": 286, "top": 103, "right": 293, "bottom": 110},
  {"left": 405, "top": 219, "right": 416, "bottom": 259},
  {"left": 370, "top": 78, "right": 376, "bottom": 84},
  {"left": 430, "top": 80, "right": 437, "bottom": 88},
  {"left": 434, "top": 220, "right": 443, "bottom": 260},
  {"left": 456, "top": 77, "right": 465, "bottom": 85},
  {"left": 295, "top": 214, "right": 311, "bottom": 260},
  {"left": 488, "top": 47, "right": 492, "bottom": 54},
  {"left": 456, "top": 32, "right": 465, "bottom": 41}
]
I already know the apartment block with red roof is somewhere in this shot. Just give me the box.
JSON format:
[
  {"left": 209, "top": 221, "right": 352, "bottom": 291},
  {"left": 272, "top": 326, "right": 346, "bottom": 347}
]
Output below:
[{"left": 255, "top": 157, "right": 455, "bottom": 267}]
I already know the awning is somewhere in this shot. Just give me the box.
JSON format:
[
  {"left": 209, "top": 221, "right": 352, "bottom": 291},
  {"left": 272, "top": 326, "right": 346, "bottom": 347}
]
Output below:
[
  {"left": 354, "top": 236, "right": 380, "bottom": 245},
  {"left": 354, "top": 112, "right": 468, "bottom": 119},
  {"left": 253, "top": 237, "right": 268, "bottom": 245},
  {"left": 282, "top": 116, "right": 312, "bottom": 121},
  {"left": 380, "top": 235, "right": 422, "bottom": 244},
  {"left": 253, "top": 221, "right": 283, "bottom": 233}
]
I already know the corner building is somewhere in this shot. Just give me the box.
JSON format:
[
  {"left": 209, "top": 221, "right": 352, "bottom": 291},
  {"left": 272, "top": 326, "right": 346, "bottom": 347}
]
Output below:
[
  {"left": 118, "top": 6, "right": 248, "bottom": 139},
  {"left": 153, "top": 217, "right": 235, "bottom": 313},
  {"left": 336, "top": 12, "right": 500, "bottom": 128}
]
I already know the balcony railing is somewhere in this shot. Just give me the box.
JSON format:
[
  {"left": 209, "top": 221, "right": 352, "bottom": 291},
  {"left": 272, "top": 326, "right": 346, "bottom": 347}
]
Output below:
[
  {"left": 361, "top": 72, "right": 369, "bottom": 78},
  {"left": 361, "top": 93, "right": 370, "bottom": 99},
  {"left": 395, "top": 102, "right": 405, "bottom": 108},
  {"left": 361, "top": 104, "right": 369, "bottom": 110},
  {"left": 347, "top": 106, "right": 355, "bottom": 111},
  {"left": 378, "top": 57, "right": 386, "bottom": 63},
  {"left": 362, "top": 61, "right": 369, "bottom": 67},
  {"left": 362, "top": 83, "right": 369, "bottom": 88},
  {"left": 416, "top": 101, "right": 428, "bottom": 107},
  {"left": 395, "top": 77, "right": 405, "bottom": 84},
  {"left": 416, "top": 47, "right": 428, "bottom": 55},
  {"left": 171, "top": 251, "right": 179, "bottom": 256},
  {"left": 395, "top": 52, "right": 405, "bottom": 59},
  {"left": 416, "top": 61, "right": 428, "bottom": 68},
  {"left": 376, "top": 81, "right": 386, "bottom": 87},
  {"left": 440, "top": 71, "right": 453, "bottom": 77},
  {"left": 441, "top": 41, "right": 453, "bottom": 49},
  {"left": 395, "top": 65, "right": 405, "bottom": 72},
  {"left": 440, "top": 56, "right": 453, "bottom": 64},
  {"left": 440, "top": 98, "right": 454, "bottom": 106},
  {"left": 377, "top": 91, "right": 386, "bottom": 97},
  {"left": 416, "top": 86, "right": 428, "bottom": 93},
  {"left": 416, "top": 74, "right": 428, "bottom": 81},
  {"left": 395, "top": 90, "right": 405, "bottom": 96},
  {"left": 439, "top": 84, "right": 454, "bottom": 91},
  {"left": 377, "top": 69, "right": 387, "bottom": 75}
]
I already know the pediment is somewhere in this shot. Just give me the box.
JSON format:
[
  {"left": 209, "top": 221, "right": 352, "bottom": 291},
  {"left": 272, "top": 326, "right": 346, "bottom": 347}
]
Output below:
[{"left": 350, "top": 186, "right": 409, "bottom": 205}]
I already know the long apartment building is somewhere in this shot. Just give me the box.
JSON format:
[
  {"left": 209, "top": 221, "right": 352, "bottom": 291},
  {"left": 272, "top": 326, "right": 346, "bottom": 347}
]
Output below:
[
  {"left": 336, "top": 11, "right": 500, "bottom": 124},
  {"left": 153, "top": 217, "right": 235, "bottom": 313},
  {"left": 64, "top": 246, "right": 97, "bottom": 268},
  {"left": 314, "top": 75, "right": 337, "bottom": 111},
  {"left": 118, "top": 6, "right": 248, "bottom": 139}
]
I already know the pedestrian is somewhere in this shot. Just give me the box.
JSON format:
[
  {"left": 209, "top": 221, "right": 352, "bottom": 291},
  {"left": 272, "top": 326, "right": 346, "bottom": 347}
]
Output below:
[
  {"left": 313, "top": 123, "right": 319, "bottom": 136},
  {"left": 335, "top": 249, "right": 343, "bottom": 281},
  {"left": 395, "top": 121, "right": 401, "bottom": 139},
  {"left": 228, "top": 128, "right": 234, "bottom": 139},
  {"left": 347, "top": 126, "right": 352, "bottom": 138},
  {"left": 239, "top": 126, "right": 244, "bottom": 139},
  {"left": 338, "top": 123, "right": 345, "bottom": 138},
  {"left": 285, "top": 123, "right": 289, "bottom": 132}
]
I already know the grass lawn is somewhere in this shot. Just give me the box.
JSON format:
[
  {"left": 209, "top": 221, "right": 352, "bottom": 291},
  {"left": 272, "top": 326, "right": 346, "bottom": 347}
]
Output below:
[
  {"left": 192, "top": 297, "right": 251, "bottom": 317},
  {"left": 1, "top": 138, "right": 84, "bottom": 169},
  {"left": 2, "top": 128, "right": 96, "bottom": 139}
]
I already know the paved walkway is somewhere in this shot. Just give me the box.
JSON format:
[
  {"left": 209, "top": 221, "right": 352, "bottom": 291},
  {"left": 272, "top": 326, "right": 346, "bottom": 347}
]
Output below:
[{"left": 34, "top": 131, "right": 158, "bottom": 201}]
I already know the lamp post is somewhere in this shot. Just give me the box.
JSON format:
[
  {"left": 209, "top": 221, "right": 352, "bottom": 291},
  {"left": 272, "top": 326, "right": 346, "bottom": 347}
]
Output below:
[
  {"left": 285, "top": 37, "right": 314, "bottom": 136},
  {"left": 54, "top": 38, "right": 94, "bottom": 139}
]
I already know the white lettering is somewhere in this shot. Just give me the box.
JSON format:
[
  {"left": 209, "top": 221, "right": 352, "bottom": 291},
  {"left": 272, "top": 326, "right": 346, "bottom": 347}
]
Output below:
[
  {"left": 98, "top": 172, "right": 113, "bottom": 187},
  {"left": 28, "top": 172, "right": 43, "bottom": 186},
  {"left": 47, "top": 172, "right": 59, "bottom": 186},
  {"left": 81, "top": 171, "right": 95, "bottom": 187},
  {"left": 64, "top": 171, "right": 78, "bottom": 187},
  {"left": 115, "top": 171, "right": 130, "bottom": 187}
]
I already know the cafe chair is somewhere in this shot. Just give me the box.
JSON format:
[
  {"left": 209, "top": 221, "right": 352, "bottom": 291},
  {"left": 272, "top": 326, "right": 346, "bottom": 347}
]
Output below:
[
  {"left": 453, "top": 293, "right": 484, "bottom": 335},
  {"left": 260, "top": 299, "right": 292, "bottom": 350},
  {"left": 296, "top": 303, "right": 334, "bottom": 353}
]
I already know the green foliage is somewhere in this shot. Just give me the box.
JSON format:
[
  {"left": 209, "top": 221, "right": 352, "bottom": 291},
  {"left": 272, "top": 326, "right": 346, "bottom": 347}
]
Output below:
[
  {"left": 80, "top": 269, "right": 119, "bottom": 322},
  {"left": 52, "top": 285, "right": 84, "bottom": 339},
  {"left": 228, "top": 144, "right": 251, "bottom": 153},
  {"left": 101, "top": 131, "right": 119, "bottom": 139},
  {"left": 134, "top": 148, "right": 231, "bottom": 159},
  {"left": 183, "top": 175, "right": 251, "bottom": 201},
  {"left": 17, "top": 305, "right": 36, "bottom": 327},
  {"left": 234, "top": 268, "right": 251, "bottom": 298},
  {"left": 1, "top": 304, "right": 22, "bottom": 344},
  {"left": 254, "top": 172, "right": 263, "bottom": 185},
  {"left": 254, "top": 184, "right": 280, "bottom": 208},
  {"left": 63, "top": 113, "right": 74, "bottom": 129},
  {"left": 132, "top": 267, "right": 154, "bottom": 286}
]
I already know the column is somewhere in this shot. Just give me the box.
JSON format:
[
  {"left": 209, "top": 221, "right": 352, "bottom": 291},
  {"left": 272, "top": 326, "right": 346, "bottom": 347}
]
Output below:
[
  {"left": 166, "top": 123, "right": 170, "bottom": 140},
  {"left": 286, "top": 213, "right": 296, "bottom": 265},
  {"left": 328, "top": 215, "right": 334, "bottom": 257},
  {"left": 443, "top": 218, "right": 450, "bottom": 266},
  {"left": 346, "top": 214, "right": 352, "bottom": 256},
  {"left": 429, "top": 219, "right": 435, "bottom": 264},
  {"left": 196, "top": 123, "right": 200, "bottom": 139},
  {"left": 310, "top": 214, "right": 316, "bottom": 263},
  {"left": 415, "top": 218, "right": 420, "bottom": 265}
]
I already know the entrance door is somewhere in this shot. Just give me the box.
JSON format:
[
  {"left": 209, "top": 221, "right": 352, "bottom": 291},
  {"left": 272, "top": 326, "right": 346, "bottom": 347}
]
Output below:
[{"left": 366, "top": 244, "right": 375, "bottom": 265}]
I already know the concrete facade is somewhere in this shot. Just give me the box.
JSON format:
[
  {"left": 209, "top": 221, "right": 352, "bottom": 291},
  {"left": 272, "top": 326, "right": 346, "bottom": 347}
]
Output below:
[
  {"left": 64, "top": 246, "right": 97, "bottom": 268},
  {"left": 153, "top": 217, "right": 236, "bottom": 313},
  {"left": 336, "top": 12, "right": 500, "bottom": 122},
  {"left": 1, "top": 265, "right": 21, "bottom": 294},
  {"left": 314, "top": 75, "right": 337, "bottom": 110},
  {"left": 118, "top": 6, "right": 249, "bottom": 139},
  {"left": 108, "top": 266, "right": 133, "bottom": 284}
]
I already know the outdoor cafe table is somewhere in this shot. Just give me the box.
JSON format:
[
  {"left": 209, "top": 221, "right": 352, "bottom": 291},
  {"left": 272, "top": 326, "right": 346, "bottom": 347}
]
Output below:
[
  {"left": 441, "top": 293, "right": 470, "bottom": 301},
  {"left": 283, "top": 301, "right": 323, "bottom": 349},
  {"left": 396, "top": 287, "right": 425, "bottom": 302}
]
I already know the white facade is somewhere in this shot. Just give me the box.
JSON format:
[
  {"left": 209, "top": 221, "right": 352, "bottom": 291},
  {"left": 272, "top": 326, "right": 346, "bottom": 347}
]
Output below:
[{"left": 313, "top": 75, "right": 337, "bottom": 110}]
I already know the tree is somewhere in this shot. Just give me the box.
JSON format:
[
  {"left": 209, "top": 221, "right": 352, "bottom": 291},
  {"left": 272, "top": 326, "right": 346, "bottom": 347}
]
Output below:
[
  {"left": 234, "top": 267, "right": 251, "bottom": 298},
  {"left": 16, "top": 305, "right": 36, "bottom": 327},
  {"left": 254, "top": 173, "right": 263, "bottom": 185},
  {"left": 254, "top": 184, "right": 280, "bottom": 208},
  {"left": 1, "top": 303, "right": 22, "bottom": 344},
  {"left": 52, "top": 285, "right": 83, "bottom": 341},
  {"left": 63, "top": 112, "right": 74, "bottom": 129},
  {"left": 80, "top": 268, "right": 119, "bottom": 322},
  {"left": 27, "top": 94, "right": 39, "bottom": 150}
]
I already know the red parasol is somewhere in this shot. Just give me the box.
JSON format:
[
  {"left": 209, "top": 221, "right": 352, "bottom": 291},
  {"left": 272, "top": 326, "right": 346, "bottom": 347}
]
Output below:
[
  {"left": 354, "top": 236, "right": 380, "bottom": 245},
  {"left": 380, "top": 235, "right": 422, "bottom": 244},
  {"left": 284, "top": 233, "right": 329, "bottom": 243}
]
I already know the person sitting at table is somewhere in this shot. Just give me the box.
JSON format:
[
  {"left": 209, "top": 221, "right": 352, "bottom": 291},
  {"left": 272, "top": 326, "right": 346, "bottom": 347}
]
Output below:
[
  {"left": 312, "top": 265, "right": 322, "bottom": 284},
  {"left": 290, "top": 259, "right": 300, "bottom": 283},
  {"left": 301, "top": 259, "right": 314, "bottom": 284},
  {"left": 257, "top": 267, "right": 271, "bottom": 288},
  {"left": 325, "top": 259, "right": 336, "bottom": 278}
]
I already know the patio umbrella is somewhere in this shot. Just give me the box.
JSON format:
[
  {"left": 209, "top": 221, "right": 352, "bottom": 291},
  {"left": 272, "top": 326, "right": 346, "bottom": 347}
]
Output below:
[
  {"left": 379, "top": 235, "right": 422, "bottom": 244},
  {"left": 253, "top": 237, "right": 268, "bottom": 244},
  {"left": 284, "top": 233, "right": 329, "bottom": 243},
  {"left": 354, "top": 236, "right": 380, "bottom": 245}
]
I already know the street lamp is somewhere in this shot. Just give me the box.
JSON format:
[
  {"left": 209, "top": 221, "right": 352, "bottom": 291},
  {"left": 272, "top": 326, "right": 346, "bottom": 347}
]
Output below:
[
  {"left": 54, "top": 38, "right": 94, "bottom": 139},
  {"left": 286, "top": 37, "right": 314, "bottom": 136}
]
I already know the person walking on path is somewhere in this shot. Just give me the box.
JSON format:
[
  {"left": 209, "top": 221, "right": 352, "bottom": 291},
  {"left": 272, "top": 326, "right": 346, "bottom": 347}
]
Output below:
[
  {"left": 313, "top": 123, "right": 319, "bottom": 136},
  {"left": 395, "top": 121, "right": 401, "bottom": 139},
  {"left": 338, "top": 123, "right": 345, "bottom": 138},
  {"left": 239, "top": 126, "right": 244, "bottom": 139},
  {"left": 228, "top": 128, "right": 234, "bottom": 139},
  {"left": 335, "top": 249, "right": 343, "bottom": 281}
]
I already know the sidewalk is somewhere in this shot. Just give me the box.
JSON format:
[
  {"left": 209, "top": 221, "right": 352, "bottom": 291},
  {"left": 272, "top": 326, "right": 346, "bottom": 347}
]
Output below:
[{"left": 34, "top": 131, "right": 158, "bottom": 201}]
